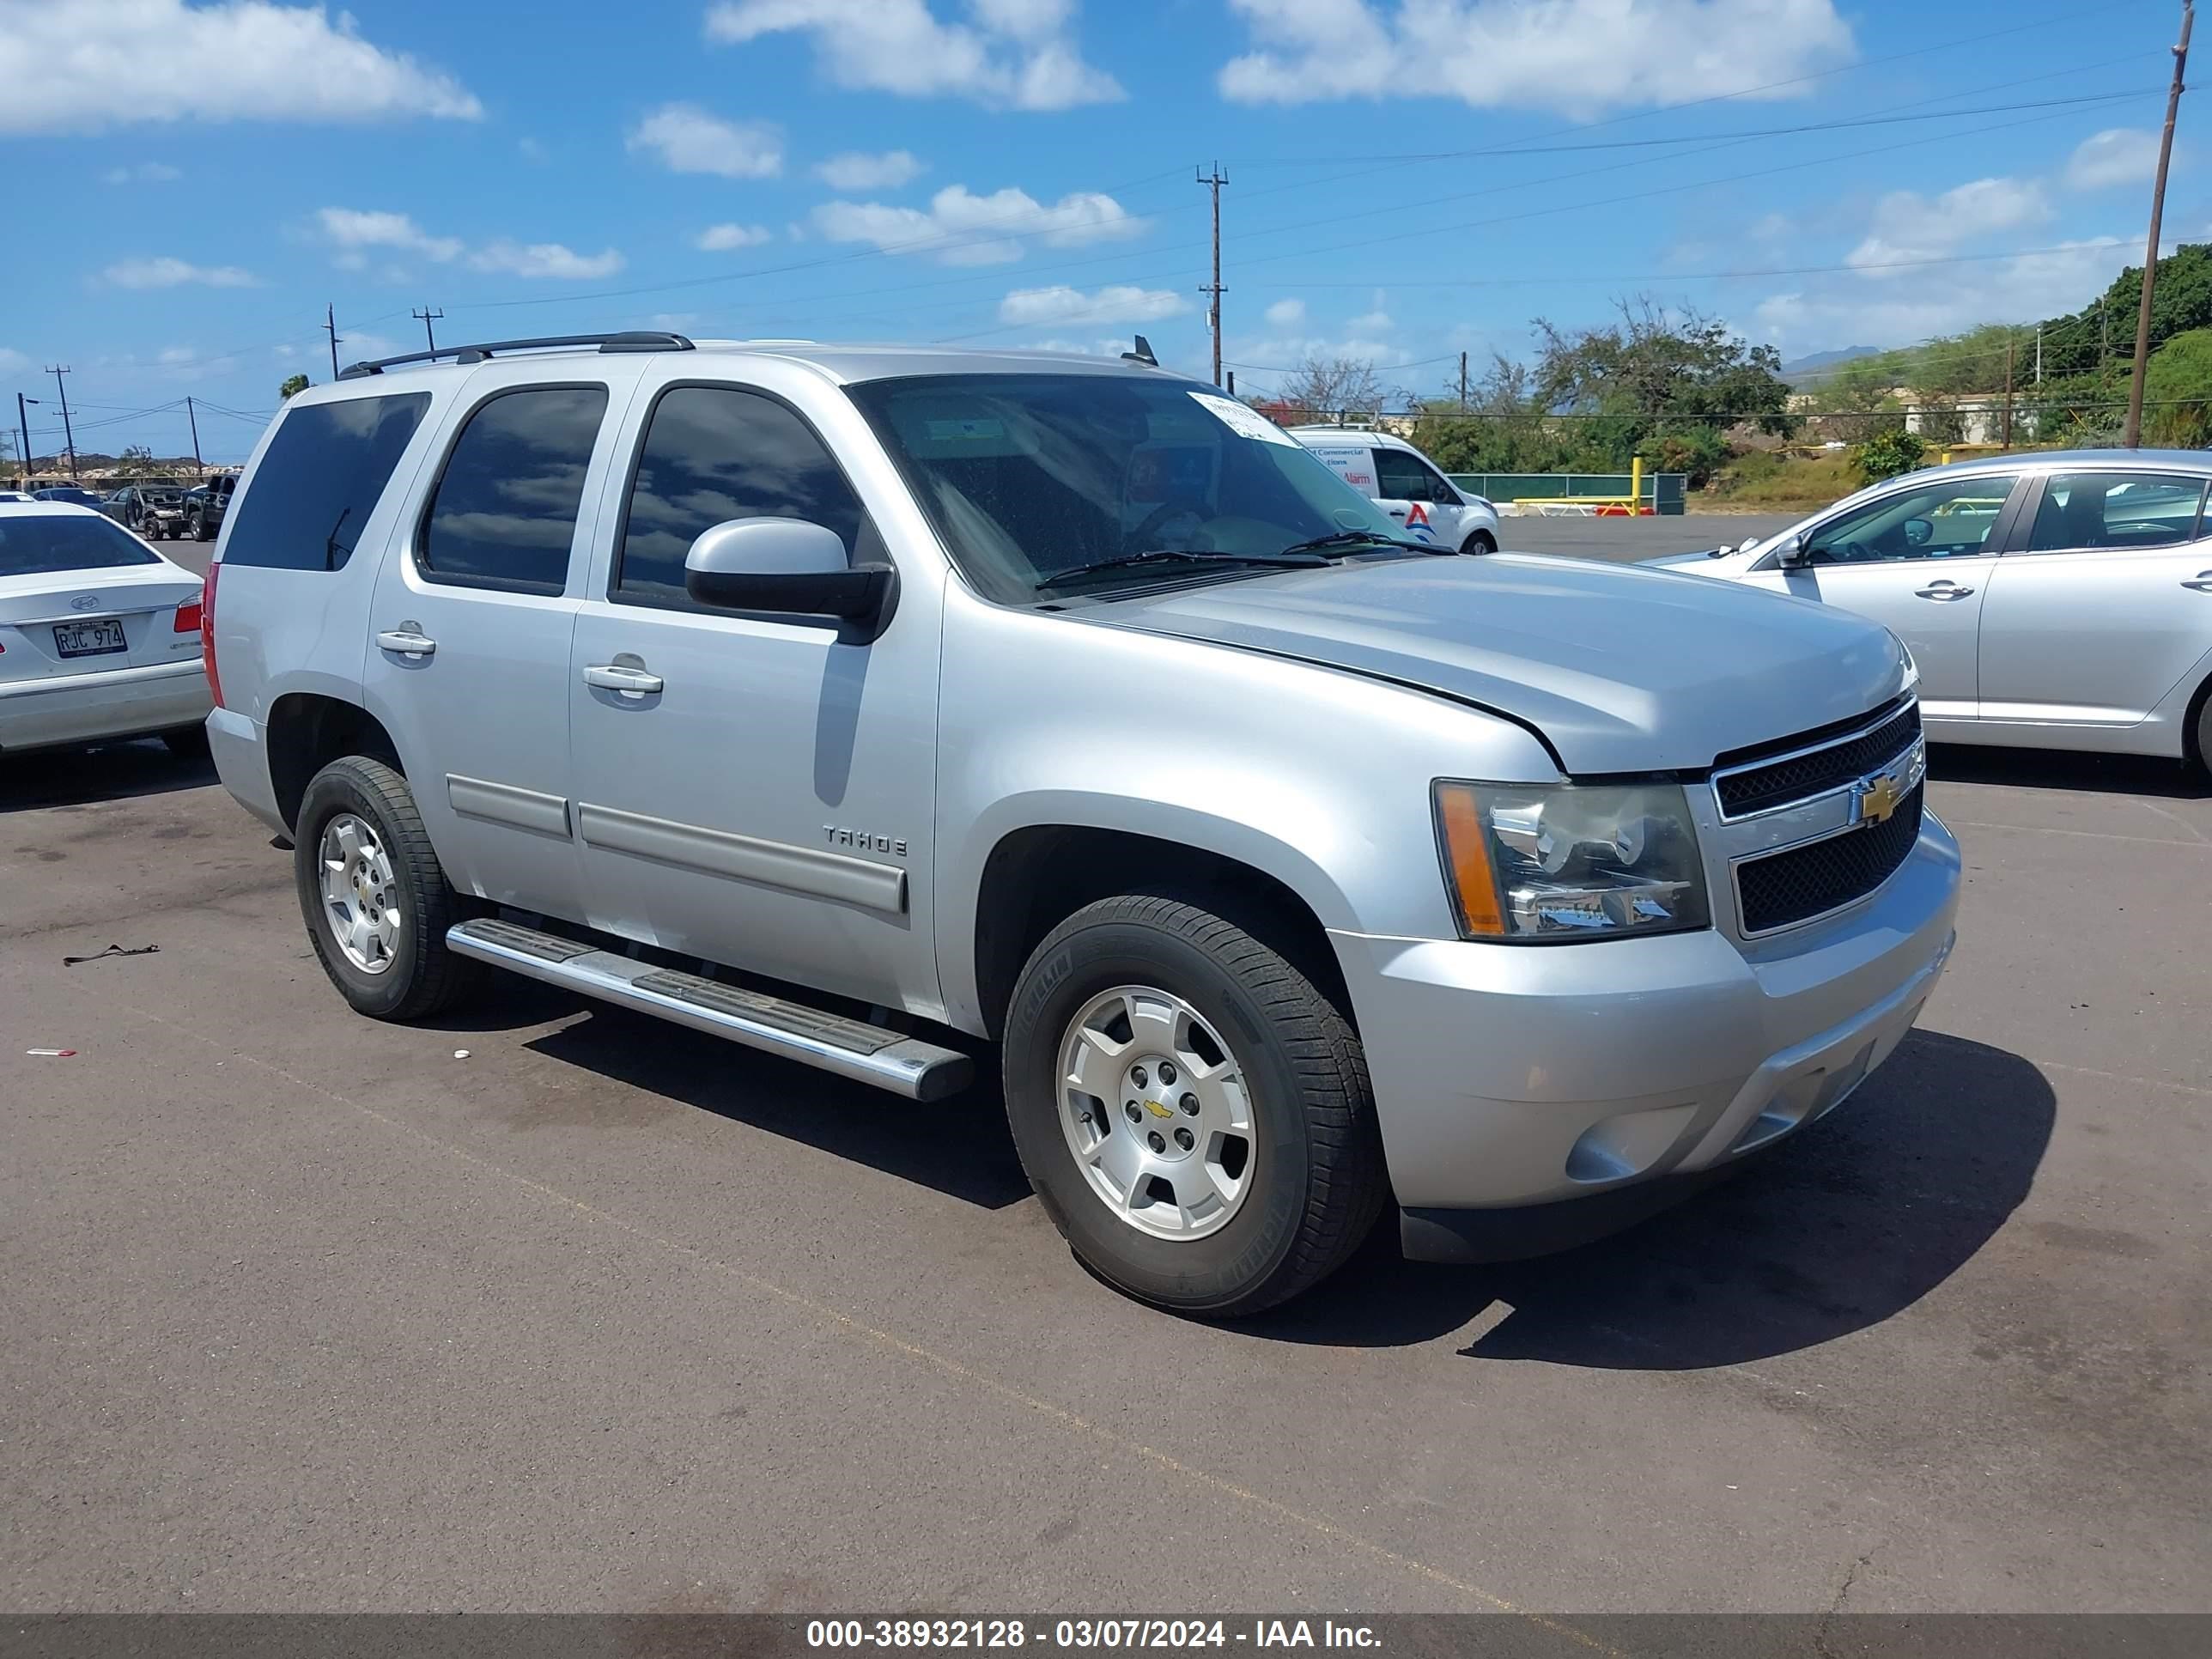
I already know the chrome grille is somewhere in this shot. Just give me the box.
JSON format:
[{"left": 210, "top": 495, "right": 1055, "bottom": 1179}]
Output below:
[
  {"left": 1735, "top": 786, "right": 1923, "bottom": 934},
  {"left": 1715, "top": 702, "right": 1922, "bottom": 820}
]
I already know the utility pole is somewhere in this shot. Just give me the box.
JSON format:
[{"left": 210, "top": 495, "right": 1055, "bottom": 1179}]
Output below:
[
  {"left": 412, "top": 306, "right": 443, "bottom": 353},
  {"left": 185, "top": 396, "right": 204, "bottom": 478},
  {"left": 15, "top": 392, "right": 34, "bottom": 486},
  {"left": 2125, "top": 0, "right": 2193, "bottom": 447},
  {"left": 2035, "top": 322, "right": 2044, "bottom": 386},
  {"left": 1458, "top": 350, "right": 1470, "bottom": 411},
  {"left": 324, "top": 303, "right": 343, "bottom": 380},
  {"left": 46, "top": 366, "right": 77, "bottom": 478},
  {"left": 1197, "top": 163, "right": 1228, "bottom": 387},
  {"left": 2001, "top": 336, "right": 2015, "bottom": 449}
]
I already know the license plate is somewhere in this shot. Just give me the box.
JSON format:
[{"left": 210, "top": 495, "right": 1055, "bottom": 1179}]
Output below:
[{"left": 54, "top": 618, "right": 128, "bottom": 658}]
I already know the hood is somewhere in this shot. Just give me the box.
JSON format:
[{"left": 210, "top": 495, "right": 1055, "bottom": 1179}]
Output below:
[{"left": 1100, "top": 553, "right": 1908, "bottom": 774}]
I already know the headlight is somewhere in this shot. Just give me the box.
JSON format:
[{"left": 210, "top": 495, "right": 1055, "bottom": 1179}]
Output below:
[{"left": 1432, "top": 779, "right": 1710, "bottom": 941}]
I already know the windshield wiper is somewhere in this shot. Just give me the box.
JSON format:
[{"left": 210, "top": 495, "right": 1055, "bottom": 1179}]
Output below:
[
  {"left": 1275, "top": 529, "right": 1443, "bottom": 558},
  {"left": 1035, "top": 548, "right": 1328, "bottom": 592}
]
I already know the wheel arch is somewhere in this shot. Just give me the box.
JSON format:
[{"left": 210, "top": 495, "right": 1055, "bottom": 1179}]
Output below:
[
  {"left": 965, "top": 815, "right": 1352, "bottom": 1042},
  {"left": 266, "top": 692, "right": 404, "bottom": 834}
]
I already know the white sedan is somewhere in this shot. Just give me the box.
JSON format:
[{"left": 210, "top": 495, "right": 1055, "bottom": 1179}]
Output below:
[{"left": 0, "top": 501, "right": 212, "bottom": 759}]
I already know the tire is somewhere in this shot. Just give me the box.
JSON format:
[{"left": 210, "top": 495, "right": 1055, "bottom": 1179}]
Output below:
[
  {"left": 160, "top": 723, "right": 210, "bottom": 760},
  {"left": 1002, "top": 893, "right": 1387, "bottom": 1317},
  {"left": 194, "top": 515, "right": 214, "bottom": 542},
  {"left": 1462, "top": 530, "right": 1498, "bottom": 556},
  {"left": 2194, "top": 684, "right": 2212, "bottom": 782},
  {"left": 293, "top": 756, "right": 483, "bottom": 1021}
]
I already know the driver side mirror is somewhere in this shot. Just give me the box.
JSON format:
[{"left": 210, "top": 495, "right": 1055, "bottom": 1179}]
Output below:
[
  {"left": 684, "top": 519, "right": 897, "bottom": 639},
  {"left": 1778, "top": 530, "right": 1814, "bottom": 568}
]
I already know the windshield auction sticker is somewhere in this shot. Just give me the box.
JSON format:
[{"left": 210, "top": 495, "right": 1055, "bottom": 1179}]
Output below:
[{"left": 1188, "top": 392, "right": 1297, "bottom": 447}]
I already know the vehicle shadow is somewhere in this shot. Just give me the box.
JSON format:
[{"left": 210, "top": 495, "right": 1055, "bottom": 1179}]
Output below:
[
  {"left": 1929, "top": 741, "right": 2208, "bottom": 800},
  {"left": 0, "top": 738, "right": 217, "bottom": 812},
  {"left": 475, "top": 989, "right": 1030, "bottom": 1212},
  {"left": 1240, "top": 1028, "right": 2054, "bottom": 1364}
]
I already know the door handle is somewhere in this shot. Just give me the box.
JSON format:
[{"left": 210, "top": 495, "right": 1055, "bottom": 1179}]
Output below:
[
  {"left": 2182, "top": 572, "right": 2212, "bottom": 591},
  {"left": 374, "top": 628, "right": 436, "bottom": 658},
  {"left": 582, "top": 662, "right": 664, "bottom": 696},
  {"left": 1913, "top": 581, "right": 1974, "bottom": 600}
]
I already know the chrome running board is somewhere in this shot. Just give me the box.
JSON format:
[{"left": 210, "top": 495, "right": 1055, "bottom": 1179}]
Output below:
[{"left": 445, "top": 917, "right": 973, "bottom": 1102}]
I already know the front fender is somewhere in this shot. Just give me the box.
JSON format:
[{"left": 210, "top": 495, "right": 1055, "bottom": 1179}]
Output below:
[{"left": 933, "top": 588, "right": 1558, "bottom": 1031}]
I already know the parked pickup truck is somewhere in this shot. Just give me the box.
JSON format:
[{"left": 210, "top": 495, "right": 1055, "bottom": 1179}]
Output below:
[{"left": 200, "top": 332, "right": 1960, "bottom": 1316}]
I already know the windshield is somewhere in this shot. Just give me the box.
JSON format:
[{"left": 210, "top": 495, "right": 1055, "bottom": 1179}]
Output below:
[
  {"left": 844, "top": 373, "right": 1407, "bottom": 602},
  {"left": 0, "top": 512, "right": 161, "bottom": 576}
]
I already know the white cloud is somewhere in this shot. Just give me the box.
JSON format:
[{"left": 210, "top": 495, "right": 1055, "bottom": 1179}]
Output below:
[
  {"left": 0, "top": 347, "right": 29, "bottom": 374},
  {"left": 1847, "top": 177, "right": 2053, "bottom": 271},
  {"left": 816, "top": 149, "right": 927, "bottom": 190},
  {"left": 1755, "top": 240, "right": 2130, "bottom": 356},
  {"left": 812, "top": 183, "right": 1144, "bottom": 264},
  {"left": 697, "top": 222, "right": 775, "bottom": 251},
  {"left": 316, "top": 207, "right": 463, "bottom": 262},
  {"left": 705, "top": 0, "right": 1121, "bottom": 110},
  {"left": 337, "top": 330, "right": 404, "bottom": 365},
  {"left": 98, "top": 256, "right": 259, "bottom": 289},
  {"left": 313, "top": 207, "right": 618, "bottom": 281},
  {"left": 1018, "top": 337, "right": 1129, "bottom": 355},
  {"left": 998, "top": 284, "right": 1188, "bottom": 326},
  {"left": 0, "top": 0, "right": 481, "bottom": 134},
  {"left": 467, "top": 240, "right": 626, "bottom": 280},
  {"left": 2065, "top": 128, "right": 2160, "bottom": 192},
  {"left": 1218, "top": 0, "right": 1851, "bottom": 114},
  {"left": 1348, "top": 292, "right": 1392, "bottom": 333},
  {"left": 1263, "top": 297, "right": 1306, "bottom": 328},
  {"left": 627, "top": 103, "right": 782, "bottom": 178},
  {"left": 102, "top": 161, "right": 181, "bottom": 184},
  {"left": 518, "top": 136, "right": 548, "bottom": 162}
]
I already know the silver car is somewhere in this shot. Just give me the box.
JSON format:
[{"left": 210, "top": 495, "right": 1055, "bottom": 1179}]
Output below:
[
  {"left": 203, "top": 333, "right": 1960, "bottom": 1316},
  {"left": 1648, "top": 451, "right": 2212, "bottom": 770}
]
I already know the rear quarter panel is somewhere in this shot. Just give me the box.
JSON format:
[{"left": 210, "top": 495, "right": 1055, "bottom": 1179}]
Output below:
[{"left": 209, "top": 380, "right": 458, "bottom": 728}]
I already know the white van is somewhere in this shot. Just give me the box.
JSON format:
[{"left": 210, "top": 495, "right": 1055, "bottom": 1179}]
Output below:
[{"left": 1287, "top": 426, "right": 1501, "bottom": 554}]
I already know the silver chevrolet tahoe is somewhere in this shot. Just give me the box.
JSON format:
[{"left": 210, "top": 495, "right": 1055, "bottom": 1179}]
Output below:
[{"left": 201, "top": 331, "right": 1960, "bottom": 1316}]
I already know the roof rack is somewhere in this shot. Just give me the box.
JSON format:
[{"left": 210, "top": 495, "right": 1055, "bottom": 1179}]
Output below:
[{"left": 337, "top": 331, "right": 695, "bottom": 380}]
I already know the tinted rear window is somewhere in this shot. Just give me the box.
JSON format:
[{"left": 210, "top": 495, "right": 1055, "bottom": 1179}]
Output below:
[
  {"left": 222, "top": 392, "right": 431, "bottom": 570},
  {"left": 0, "top": 513, "right": 161, "bottom": 577}
]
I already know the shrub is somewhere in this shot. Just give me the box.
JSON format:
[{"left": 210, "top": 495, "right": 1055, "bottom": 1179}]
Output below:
[{"left": 1851, "top": 428, "right": 1927, "bottom": 485}]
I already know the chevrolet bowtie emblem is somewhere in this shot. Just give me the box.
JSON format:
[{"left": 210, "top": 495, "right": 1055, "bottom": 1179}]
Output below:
[
  {"left": 1142, "top": 1098, "right": 1176, "bottom": 1119},
  {"left": 1856, "top": 770, "right": 1905, "bottom": 826}
]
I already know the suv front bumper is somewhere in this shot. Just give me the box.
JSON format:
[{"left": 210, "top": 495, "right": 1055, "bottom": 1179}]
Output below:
[{"left": 1330, "top": 811, "right": 1961, "bottom": 1261}]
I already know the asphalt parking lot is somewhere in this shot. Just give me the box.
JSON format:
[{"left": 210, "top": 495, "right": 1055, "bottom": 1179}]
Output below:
[{"left": 3, "top": 520, "right": 2208, "bottom": 1621}]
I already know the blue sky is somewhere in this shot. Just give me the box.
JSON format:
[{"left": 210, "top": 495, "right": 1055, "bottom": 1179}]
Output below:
[{"left": 2, "top": 0, "right": 2198, "bottom": 464}]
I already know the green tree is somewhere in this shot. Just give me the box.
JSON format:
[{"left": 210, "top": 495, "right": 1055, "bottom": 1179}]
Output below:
[
  {"left": 278, "top": 374, "right": 311, "bottom": 400},
  {"left": 2143, "top": 325, "right": 2212, "bottom": 447},
  {"left": 1524, "top": 301, "right": 1796, "bottom": 484},
  {"left": 110, "top": 444, "right": 161, "bottom": 479},
  {"left": 1851, "top": 428, "right": 1927, "bottom": 485}
]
